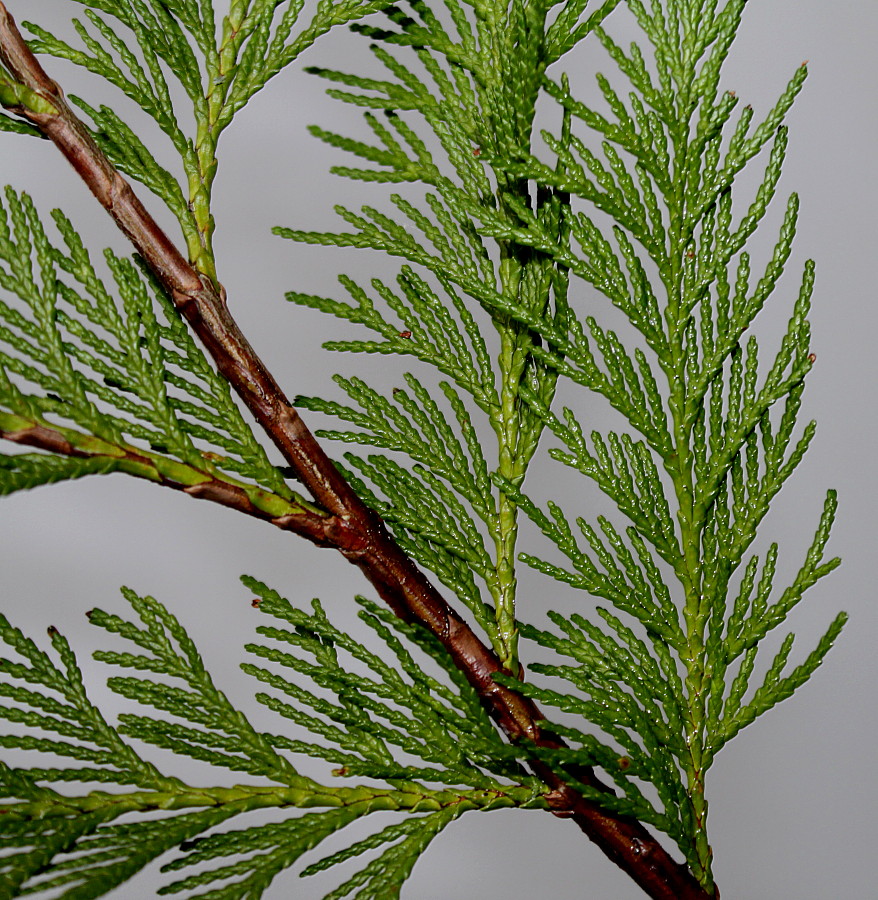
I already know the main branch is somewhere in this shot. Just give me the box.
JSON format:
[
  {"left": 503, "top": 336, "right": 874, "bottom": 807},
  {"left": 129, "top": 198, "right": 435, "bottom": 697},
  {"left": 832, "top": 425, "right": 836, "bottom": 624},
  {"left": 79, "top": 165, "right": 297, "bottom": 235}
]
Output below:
[{"left": 0, "top": 6, "right": 711, "bottom": 898}]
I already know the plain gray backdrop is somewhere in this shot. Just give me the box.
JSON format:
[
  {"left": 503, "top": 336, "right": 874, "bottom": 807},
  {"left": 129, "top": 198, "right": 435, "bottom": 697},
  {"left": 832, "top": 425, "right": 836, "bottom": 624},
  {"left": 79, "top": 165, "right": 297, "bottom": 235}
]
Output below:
[{"left": 0, "top": 1, "right": 875, "bottom": 897}]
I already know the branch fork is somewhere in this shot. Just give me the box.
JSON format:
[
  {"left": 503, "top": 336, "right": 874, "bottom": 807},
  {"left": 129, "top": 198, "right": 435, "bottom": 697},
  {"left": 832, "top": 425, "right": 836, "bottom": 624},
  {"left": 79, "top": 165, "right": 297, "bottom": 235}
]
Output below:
[{"left": 0, "top": 5, "right": 710, "bottom": 898}]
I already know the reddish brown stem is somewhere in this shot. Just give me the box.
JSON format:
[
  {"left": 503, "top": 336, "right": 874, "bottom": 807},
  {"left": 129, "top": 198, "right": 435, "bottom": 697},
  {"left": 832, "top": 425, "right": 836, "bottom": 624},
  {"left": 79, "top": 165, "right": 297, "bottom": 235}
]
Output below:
[{"left": 0, "top": 6, "right": 713, "bottom": 898}]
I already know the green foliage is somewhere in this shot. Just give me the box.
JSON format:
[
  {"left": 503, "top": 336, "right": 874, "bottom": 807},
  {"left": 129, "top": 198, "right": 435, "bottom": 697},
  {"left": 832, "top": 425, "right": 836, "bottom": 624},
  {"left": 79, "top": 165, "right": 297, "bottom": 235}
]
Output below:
[
  {"left": 276, "top": 0, "right": 845, "bottom": 890},
  {"left": 0, "top": 187, "right": 308, "bottom": 516},
  {"left": 19, "top": 0, "right": 389, "bottom": 277},
  {"left": 297, "top": 373, "right": 503, "bottom": 643},
  {"left": 279, "top": 0, "right": 618, "bottom": 668},
  {"left": 242, "top": 575, "right": 534, "bottom": 788},
  {"left": 0, "top": 586, "right": 543, "bottom": 898},
  {"left": 0, "top": 0, "right": 847, "bottom": 897}
]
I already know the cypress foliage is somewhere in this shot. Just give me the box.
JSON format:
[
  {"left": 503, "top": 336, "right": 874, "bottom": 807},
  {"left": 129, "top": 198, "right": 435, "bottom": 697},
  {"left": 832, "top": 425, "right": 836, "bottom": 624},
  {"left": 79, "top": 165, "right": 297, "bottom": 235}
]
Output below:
[
  {"left": 0, "top": 1, "right": 844, "bottom": 897},
  {"left": 0, "top": 586, "right": 541, "bottom": 897}
]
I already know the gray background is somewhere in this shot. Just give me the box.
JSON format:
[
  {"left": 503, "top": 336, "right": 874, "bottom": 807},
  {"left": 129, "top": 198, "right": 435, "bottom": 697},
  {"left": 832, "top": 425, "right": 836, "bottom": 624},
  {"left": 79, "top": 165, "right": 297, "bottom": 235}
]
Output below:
[{"left": 1, "top": 1, "right": 875, "bottom": 897}]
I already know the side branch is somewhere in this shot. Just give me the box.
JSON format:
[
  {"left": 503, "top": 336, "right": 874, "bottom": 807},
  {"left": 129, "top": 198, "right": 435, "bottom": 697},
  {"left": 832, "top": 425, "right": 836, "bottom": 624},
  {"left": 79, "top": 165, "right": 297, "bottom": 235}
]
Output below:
[
  {"left": 0, "top": 419, "right": 333, "bottom": 543},
  {"left": 0, "top": 7, "right": 709, "bottom": 898}
]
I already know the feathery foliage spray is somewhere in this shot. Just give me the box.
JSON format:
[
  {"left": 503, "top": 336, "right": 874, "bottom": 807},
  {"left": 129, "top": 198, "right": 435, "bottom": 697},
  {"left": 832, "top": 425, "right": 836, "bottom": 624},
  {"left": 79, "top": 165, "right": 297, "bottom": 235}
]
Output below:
[{"left": 0, "top": 1, "right": 846, "bottom": 897}]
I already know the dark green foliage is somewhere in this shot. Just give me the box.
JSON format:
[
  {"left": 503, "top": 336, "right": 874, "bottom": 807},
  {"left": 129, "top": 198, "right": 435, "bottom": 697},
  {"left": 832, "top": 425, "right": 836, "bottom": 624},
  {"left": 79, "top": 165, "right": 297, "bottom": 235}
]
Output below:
[
  {"left": 0, "top": 586, "right": 544, "bottom": 898},
  {"left": 21, "top": 0, "right": 391, "bottom": 277},
  {"left": 0, "top": 603, "right": 225, "bottom": 897},
  {"left": 0, "top": 452, "right": 117, "bottom": 495},
  {"left": 277, "top": 0, "right": 844, "bottom": 889},
  {"left": 301, "top": 806, "right": 465, "bottom": 900},
  {"left": 0, "top": 187, "right": 306, "bottom": 509},
  {"left": 297, "top": 374, "right": 502, "bottom": 641},
  {"left": 0, "top": 0, "right": 846, "bottom": 896},
  {"left": 243, "top": 577, "right": 530, "bottom": 789},
  {"left": 474, "top": 2, "right": 839, "bottom": 885},
  {"left": 279, "top": 0, "right": 597, "bottom": 668}
]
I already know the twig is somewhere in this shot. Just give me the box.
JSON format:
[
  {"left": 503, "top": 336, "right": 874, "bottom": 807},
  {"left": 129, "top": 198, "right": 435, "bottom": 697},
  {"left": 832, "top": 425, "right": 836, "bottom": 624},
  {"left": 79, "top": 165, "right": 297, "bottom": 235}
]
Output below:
[{"left": 0, "top": 5, "right": 712, "bottom": 897}]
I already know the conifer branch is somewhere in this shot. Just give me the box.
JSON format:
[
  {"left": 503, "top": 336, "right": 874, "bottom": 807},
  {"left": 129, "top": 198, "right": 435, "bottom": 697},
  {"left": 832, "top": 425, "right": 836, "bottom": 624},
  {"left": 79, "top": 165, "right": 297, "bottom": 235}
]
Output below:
[
  {"left": 0, "top": 416, "right": 328, "bottom": 535},
  {"left": 0, "top": 5, "right": 709, "bottom": 898},
  {"left": 1, "top": 780, "right": 538, "bottom": 823}
]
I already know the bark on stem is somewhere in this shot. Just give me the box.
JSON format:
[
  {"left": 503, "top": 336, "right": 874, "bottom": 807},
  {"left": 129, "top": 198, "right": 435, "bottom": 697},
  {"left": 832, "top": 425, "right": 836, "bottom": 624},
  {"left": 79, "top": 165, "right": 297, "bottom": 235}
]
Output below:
[{"left": 0, "top": 6, "right": 713, "bottom": 898}]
